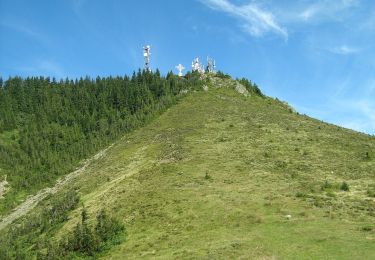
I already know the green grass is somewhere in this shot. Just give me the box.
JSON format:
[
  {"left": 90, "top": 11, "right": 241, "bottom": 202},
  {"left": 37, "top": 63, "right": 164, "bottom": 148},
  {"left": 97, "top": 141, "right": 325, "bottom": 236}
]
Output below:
[
  {"left": 2, "top": 78, "right": 375, "bottom": 259},
  {"left": 0, "top": 129, "right": 19, "bottom": 146}
]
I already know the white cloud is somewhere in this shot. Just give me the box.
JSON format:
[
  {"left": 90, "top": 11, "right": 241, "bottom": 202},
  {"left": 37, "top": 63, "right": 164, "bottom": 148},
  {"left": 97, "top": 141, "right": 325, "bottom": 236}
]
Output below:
[
  {"left": 299, "top": 0, "right": 359, "bottom": 22},
  {"left": 200, "top": 0, "right": 287, "bottom": 39},
  {"left": 331, "top": 45, "right": 360, "bottom": 55},
  {"left": 0, "top": 21, "right": 48, "bottom": 44}
]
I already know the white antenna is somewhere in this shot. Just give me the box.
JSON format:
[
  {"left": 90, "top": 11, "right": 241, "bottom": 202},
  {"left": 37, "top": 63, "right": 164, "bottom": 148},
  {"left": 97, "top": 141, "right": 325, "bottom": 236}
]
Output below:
[
  {"left": 207, "top": 56, "right": 216, "bottom": 73},
  {"left": 192, "top": 57, "right": 204, "bottom": 73},
  {"left": 143, "top": 45, "right": 151, "bottom": 71},
  {"left": 176, "top": 64, "right": 185, "bottom": 77}
]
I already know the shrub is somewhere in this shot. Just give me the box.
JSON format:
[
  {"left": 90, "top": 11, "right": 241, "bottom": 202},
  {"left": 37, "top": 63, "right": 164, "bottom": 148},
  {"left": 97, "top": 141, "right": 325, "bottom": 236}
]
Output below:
[
  {"left": 204, "top": 171, "right": 212, "bottom": 180},
  {"left": 361, "top": 225, "right": 373, "bottom": 232},
  {"left": 295, "top": 192, "right": 306, "bottom": 198},
  {"left": 216, "top": 71, "right": 231, "bottom": 79},
  {"left": 367, "top": 187, "right": 375, "bottom": 197},
  {"left": 340, "top": 182, "right": 350, "bottom": 192},
  {"left": 321, "top": 180, "right": 333, "bottom": 190}
]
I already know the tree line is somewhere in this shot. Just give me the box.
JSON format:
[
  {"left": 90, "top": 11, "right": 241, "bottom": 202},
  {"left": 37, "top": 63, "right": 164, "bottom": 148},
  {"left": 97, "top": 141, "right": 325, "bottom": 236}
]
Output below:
[{"left": 0, "top": 70, "right": 203, "bottom": 214}]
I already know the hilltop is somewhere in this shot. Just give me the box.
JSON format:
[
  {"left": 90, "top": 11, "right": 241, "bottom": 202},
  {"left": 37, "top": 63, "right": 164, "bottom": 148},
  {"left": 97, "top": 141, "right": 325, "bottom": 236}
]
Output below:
[{"left": 1, "top": 74, "right": 375, "bottom": 259}]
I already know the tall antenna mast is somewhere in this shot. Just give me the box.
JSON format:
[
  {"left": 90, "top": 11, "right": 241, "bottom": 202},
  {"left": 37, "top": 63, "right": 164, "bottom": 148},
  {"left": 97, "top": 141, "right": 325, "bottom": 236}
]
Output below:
[
  {"left": 207, "top": 56, "right": 216, "bottom": 74},
  {"left": 192, "top": 57, "right": 204, "bottom": 73},
  {"left": 176, "top": 64, "right": 185, "bottom": 77},
  {"left": 143, "top": 45, "right": 151, "bottom": 71}
]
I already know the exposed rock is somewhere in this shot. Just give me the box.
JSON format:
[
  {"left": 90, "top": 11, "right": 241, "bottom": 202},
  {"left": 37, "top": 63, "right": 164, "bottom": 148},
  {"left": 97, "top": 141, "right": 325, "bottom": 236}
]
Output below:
[
  {"left": 0, "top": 179, "right": 9, "bottom": 199},
  {"left": 235, "top": 82, "right": 249, "bottom": 97}
]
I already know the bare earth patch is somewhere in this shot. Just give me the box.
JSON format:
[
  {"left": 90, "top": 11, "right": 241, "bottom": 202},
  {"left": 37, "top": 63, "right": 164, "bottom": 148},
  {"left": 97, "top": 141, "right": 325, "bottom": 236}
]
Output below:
[{"left": 0, "top": 180, "right": 9, "bottom": 199}]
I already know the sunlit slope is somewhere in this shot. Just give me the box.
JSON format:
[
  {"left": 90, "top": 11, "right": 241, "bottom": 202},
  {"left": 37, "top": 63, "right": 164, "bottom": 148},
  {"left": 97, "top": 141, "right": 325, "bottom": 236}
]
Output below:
[{"left": 61, "top": 84, "right": 375, "bottom": 259}]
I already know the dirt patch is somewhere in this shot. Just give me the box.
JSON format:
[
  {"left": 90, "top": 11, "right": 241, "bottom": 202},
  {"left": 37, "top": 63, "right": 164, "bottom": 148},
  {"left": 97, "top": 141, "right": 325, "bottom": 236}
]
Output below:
[{"left": 0, "top": 180, "right": 9, "bottom": 199}]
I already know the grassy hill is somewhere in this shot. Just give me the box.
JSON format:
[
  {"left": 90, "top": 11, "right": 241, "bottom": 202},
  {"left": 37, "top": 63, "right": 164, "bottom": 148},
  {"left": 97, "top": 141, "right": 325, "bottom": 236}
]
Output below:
[{"left": 1, "top": 75, "right": 375, "bottom": 259}]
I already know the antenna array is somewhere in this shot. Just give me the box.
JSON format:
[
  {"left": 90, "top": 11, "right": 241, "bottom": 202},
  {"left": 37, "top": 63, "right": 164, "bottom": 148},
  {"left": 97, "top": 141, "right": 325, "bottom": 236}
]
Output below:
[{"left": 143, "top": 45, "right": 151, "bottom": 71}]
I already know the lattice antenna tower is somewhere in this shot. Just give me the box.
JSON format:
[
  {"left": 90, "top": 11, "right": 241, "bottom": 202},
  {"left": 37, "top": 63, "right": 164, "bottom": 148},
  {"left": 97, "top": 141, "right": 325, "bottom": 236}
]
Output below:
[
  {"left": 192, "top": 57, "right": 204, "bottom": 73},
  {"left": 207, "top": 56, "right": 216, "bottom": 74},
  {"left": 143, "top": 45, "right": 151, "bottom": 71}
]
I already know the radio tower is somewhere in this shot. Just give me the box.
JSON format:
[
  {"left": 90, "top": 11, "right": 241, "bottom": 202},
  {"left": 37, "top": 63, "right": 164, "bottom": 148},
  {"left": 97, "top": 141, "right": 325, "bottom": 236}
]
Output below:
[
  {"left": 192, "top": 57, "right": 204, "bottom": 73},
  {"left": 207, "top": 56, "right": 216, "bottom": 73},
  {"left": 143, "top": 45, "right": 151, "bottom": 71}
]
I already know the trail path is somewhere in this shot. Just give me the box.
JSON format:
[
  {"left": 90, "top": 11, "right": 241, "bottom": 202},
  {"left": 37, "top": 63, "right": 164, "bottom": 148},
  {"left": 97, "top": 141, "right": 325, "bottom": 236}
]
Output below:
[
  {"left": 0, "top": 144, "right": 113, "bottom": 231},
  {"left": 87, "top": 145, "right": 149, "bottom": 203}
]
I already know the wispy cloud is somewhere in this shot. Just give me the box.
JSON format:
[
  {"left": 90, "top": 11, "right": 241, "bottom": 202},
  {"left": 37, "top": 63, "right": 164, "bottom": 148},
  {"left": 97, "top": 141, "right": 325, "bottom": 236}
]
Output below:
[
  {"left": 299, "top": 0, "right": 359, "bottom": 22},
  {"left": 199, "top": 0, "right": 287, "bottom": 39},
  {"left": 330, "top": 45, "right": 360, "bottom": 55},
  {"left": 329, "top": 95, "right": 375, "bottom": 134},
  {"left": 0, "top": 21, "right": 48, "bottom": 44},
  {"left": 345, "top": 100, "right": 375, "bottom": 134}
]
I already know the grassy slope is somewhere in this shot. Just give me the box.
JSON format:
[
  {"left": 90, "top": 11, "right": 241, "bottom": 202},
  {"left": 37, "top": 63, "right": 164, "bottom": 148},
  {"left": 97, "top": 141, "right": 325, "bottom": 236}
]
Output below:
[{"left": 29, "top": 81, "right": 375, "bottom": 258}]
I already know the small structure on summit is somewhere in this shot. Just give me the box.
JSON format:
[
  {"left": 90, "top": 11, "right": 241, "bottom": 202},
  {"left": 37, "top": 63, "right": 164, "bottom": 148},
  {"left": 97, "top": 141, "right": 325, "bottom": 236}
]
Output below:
[
  {"left": 143, "top": 45, "right": 151, "bottom": 71},
  {"left": 192, "top": 57, "right": 204, "bottom": 73},
  {"left": 206, "top": 57, "right": 216, "bottom": 74},
  {"left": 175, "top": 64, "right": 185, "bottom": 77}
]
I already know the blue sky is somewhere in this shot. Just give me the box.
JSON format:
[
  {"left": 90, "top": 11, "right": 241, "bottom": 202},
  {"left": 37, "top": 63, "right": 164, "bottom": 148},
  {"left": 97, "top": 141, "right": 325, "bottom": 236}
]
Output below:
[{"left": 1, "top": 0, "right": 375, "bottom": 135}]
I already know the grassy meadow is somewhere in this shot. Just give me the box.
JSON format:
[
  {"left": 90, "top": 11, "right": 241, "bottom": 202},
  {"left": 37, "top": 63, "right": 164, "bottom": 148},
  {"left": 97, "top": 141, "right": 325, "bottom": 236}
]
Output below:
[{"left": 1, "top": 77, "right": 375, "bottom": 259}]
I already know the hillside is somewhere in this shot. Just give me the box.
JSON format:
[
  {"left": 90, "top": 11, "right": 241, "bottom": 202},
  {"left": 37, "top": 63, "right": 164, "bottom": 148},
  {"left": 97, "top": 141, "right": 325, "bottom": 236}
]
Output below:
[
  {"left": 1, "top": 75, "right": 375, "bottom": 259},
  {"left": 0, "top": 71, "right": 203, "bottom": 216}
]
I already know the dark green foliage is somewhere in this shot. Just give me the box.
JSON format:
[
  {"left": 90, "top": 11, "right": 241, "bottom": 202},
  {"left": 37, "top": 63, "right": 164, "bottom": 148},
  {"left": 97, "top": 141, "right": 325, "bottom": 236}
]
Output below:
[
  {"left": 237, "top": 77, "right": 263, "bottom": 97},
  {"left": 340, "top": 182, "right": 350, "bottom": 192},
  {"left": 361, "top": 225, "right": 373, "bottom": 232},
  {"left": 0, "top": 190, "right": 80, "bottom": 259},
  {"left": 0, "top": 71, "right": 204, "bottom": 214},
  {"left": 61, "top": 208, "right": 125, "bottom": 257},
  {"left": 295, "top": 192, "right": 306, "bottom": 198},
  {"left": 216, "top": 71, "right": 231, "bottom": 79},
  {"left": 95, "top": 209, "right": 124, "bottom": 243},
  {"left": 321, "top": 180, "right": 333, "bottom": 190},
  {"left": 65, "top": 208, "right": 100, "bottom": 255},
  {"left": 0, "top": 193, "right": 124, "bottom": 258},
  {"left": 204, "top": 171, "right": 212, "bottom": 180},
  {"left": 366, "top": 185, "right": 375, "bottom": 197}
]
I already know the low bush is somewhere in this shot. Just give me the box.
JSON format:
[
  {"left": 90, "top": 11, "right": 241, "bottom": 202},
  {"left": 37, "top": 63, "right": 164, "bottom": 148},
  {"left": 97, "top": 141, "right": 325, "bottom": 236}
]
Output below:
[
  {"left": 361, "top": 225, "right": 373, "bottom": 232},
  {"left": 340, "top": 182, "right": 350, "bottom": 192}
]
